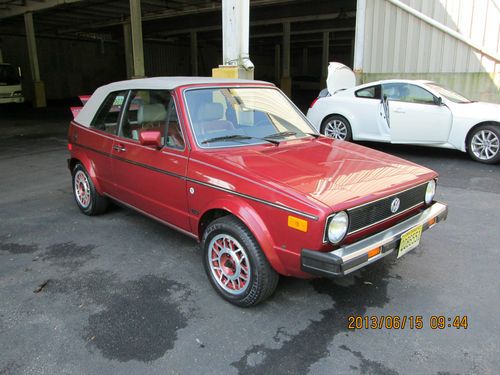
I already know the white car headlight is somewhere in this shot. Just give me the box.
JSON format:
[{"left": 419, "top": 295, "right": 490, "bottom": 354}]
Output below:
[
  {"left": 425, "top": 180, "right": 436, "bottom": 205},
  {"left": 327, "top": 211, "right": 349, "bottom": 244}
]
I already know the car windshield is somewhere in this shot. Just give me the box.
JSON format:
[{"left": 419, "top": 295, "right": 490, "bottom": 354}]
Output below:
[
  {"left": 184, "top": 87, "right": 316, "bottom": 147},
  {"left": 425, "top": 83, "right": 472, "bottom": 103},
  {"left": 0, "top": 64, "right": 20, "bottom": 85}
]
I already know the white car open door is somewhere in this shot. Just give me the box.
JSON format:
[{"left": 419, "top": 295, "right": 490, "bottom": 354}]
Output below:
[{"left": 384, "top": 83, "right": 453, "bottom": 144}]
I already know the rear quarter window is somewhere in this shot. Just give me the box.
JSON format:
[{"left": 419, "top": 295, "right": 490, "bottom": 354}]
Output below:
[
  {"left": 355, "top": 85, "right": 381, "bottom": 99},
  {"left": 91, "top": 91, "right": 128, "bottom": 134}
]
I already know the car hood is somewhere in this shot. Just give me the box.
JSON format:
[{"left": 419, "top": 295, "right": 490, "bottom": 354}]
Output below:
[
  {"left": 450, "top": 101, "right": 500, "bottom": 120},
  {"left": 209, "top": 138, "right": 436, "bottom": 210}
]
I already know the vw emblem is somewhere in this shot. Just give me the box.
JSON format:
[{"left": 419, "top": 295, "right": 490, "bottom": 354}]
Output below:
[{"left": 390, "top": 198, "right": 400, "bottom": 213}]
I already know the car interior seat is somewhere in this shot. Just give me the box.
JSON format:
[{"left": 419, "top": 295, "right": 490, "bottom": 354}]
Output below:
[
  {"left": 196, "top": 102, "right": 235, "bottom": 135},
  {"left": 133, "top": 103, "right": 167, "bottom": 140}
]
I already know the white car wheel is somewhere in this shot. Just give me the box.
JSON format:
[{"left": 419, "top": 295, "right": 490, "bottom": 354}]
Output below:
[
  {"left": 467, "top": 125, "right": 500, "bottom": 164},
  {"left": 321, "top": 115, "right": 352, "bottom": 141}
]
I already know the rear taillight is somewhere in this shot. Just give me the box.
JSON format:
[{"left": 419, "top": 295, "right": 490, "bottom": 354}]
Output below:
[
  {"left": 309, "top": 97, "right": 319, "bottom": 108},
  {"left": 68, "top": 143, "right": 73, "bottom": 151}
]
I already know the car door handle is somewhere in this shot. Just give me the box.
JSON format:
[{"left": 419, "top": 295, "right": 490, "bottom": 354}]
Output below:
[
  {"left": 113, "top": 144, "right": 126, "bottom": 152},
  {"left": 394, "top": 108, "right": 405, "bottom": 113}
]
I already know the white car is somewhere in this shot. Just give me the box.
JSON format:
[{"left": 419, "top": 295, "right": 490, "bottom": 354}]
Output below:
[{"left": 307, "top": 76, "right": 500, "bottom": 164}]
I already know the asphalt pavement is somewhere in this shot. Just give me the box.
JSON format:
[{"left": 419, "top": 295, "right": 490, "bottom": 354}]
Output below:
[{"left": 1, "top": 104, "right": 499, "bottom": 374}]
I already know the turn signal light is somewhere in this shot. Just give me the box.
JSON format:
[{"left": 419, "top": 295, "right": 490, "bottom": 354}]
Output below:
[
  {"left": 367, "top": 247, "right": 381, "bottom": 259},
  {"left": 428, "top": 217, "right": 437, "bottom": 227}
]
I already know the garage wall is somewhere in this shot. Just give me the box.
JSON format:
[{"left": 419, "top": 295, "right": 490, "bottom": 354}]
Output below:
[
  {"left": 1, "top": 35, "right": 126, "bottom": 102},
  {"left": 361, "top": 0, "right": 500, "bottom": 103}
]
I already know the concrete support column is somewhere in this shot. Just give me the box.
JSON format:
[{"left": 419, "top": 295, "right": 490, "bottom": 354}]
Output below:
[
  {"left": 301, "top": 47, "right": 308, "bottom": 75},
  {"left": 321, "top": 31, "right": 330, "bottom": 88},
  {"left": 24, "top": 12, "right": 46, "bottom": 108},
  {"left": 281, "top": 22, "right": 291, "bottom": 97},
  {"left": 190, "top": 31, "right": 198, "bottom": 76},
  {"left": 274, "top": 44, "right": 280, "bottom": 84},
  {"left": 213, "top": 0, "right": 254, "bottom": 79},
  {"left": 129, "top": 0, "right": 145, "bottom": 78},
  {"left": 123, "top": 22, "right": 133, "bottom": 79},
  {"left": 354, "top": 0, "right": 366, "bottom": 84}
]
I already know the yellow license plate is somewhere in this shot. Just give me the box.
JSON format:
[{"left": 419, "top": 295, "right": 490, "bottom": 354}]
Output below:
[{"left": 397, "top": 225, "right": 423, "bottom": 259}]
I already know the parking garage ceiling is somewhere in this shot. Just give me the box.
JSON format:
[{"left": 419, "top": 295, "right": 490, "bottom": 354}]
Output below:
[{"left": 0, "top": 0, "right": 356, "bottom": 49}]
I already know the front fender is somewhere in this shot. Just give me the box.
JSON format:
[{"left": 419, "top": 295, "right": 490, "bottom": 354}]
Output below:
[{"left": 198, "top": 196, "right": 287, "bottom": 275}]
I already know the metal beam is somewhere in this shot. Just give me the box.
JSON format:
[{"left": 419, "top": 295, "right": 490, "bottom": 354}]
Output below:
[
  {"left": 56, "top": 0, "right": 307, "bottom": 34},
  {"left": 1, "top": 0, "right": 84, "bottom": 19}
]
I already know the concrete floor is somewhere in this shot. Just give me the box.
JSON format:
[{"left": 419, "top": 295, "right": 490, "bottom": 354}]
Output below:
[{"left": 1, "top": 104, "right": 499, "bottom": 375}]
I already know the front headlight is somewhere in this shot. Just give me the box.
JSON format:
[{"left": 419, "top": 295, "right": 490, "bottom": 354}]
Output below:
[
  {"left": 327, "top": 211, "right": 349, "bottom": 244},
  {"left": 425, "top": 180, "right": 436, "bottom": 205}
]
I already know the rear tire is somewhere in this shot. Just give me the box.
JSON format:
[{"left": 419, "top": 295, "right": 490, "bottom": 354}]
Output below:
[
  {"left": 202, "top": 216, "right": 279, "bottom": 307},
  {"left": 320, "top": 115, "right": 352, "bottom": 141},
  {"left": 72, "top": 163, "right": 108, "bottom": 215},
  {"left": 467, "top": 124, "right": 500, "bottom": 164}
]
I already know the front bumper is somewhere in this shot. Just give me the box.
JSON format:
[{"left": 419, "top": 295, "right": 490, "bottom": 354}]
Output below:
[
  {"left": 301, "top": 202, "right": 448, "bottom": 277},
  {"left": 0, "top": 96, "right": 24, "bottom": 104}
]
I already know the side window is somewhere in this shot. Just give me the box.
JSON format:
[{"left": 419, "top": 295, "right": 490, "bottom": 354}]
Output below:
[
  {"left": 355, "top": 85, "right": 381, "bottom": 99},
  {"left": 120, "top": 90, "right": 170, "bottom": 141},
  {"left": 382, "top": 83, "right": 404, "bottom": 101},
  {"left": 405, "top": 84, "right": 436, "bottom": 104},
  {"left": 165, "top": 100, "right": 185, "bottom": 150},
  {"left": 91, "top": 91, "right": 128, "bottom": 134},
  {"left": 383, "top": 83, "right": 435, "bottom": 104}
]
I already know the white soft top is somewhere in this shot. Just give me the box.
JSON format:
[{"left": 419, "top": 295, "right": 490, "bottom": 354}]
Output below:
[{"left": 75, "top": 76, "right": 269, "bottom": 126}]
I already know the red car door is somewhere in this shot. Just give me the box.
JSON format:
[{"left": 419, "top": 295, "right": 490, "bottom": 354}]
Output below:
[{"left": 110, "top": 90, "right": 191, "bottom": 232}]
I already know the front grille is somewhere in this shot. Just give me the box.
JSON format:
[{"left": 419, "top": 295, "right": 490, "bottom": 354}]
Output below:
[{"left": 347, "top": 183, "right": 427, "bottom": 233}]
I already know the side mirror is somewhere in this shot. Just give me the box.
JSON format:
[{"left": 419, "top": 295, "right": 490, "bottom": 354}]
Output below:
[
  {"left": 139, "top": 130, "right": 162, "bottom": 149},
  {"left": 435, "top": 96, "right": 443, "bottom": 106}
]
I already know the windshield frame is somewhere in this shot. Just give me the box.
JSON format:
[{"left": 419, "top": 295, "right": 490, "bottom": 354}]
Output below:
[
  {"left": 424, "top": 82, "right": 472, "bottom": 104},
  {"left": 182, "top": 85, "right": 318, "bottom": 149}
]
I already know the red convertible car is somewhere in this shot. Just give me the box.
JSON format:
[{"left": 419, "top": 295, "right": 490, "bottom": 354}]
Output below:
[{"left": 68, "top": 77, "right": 448, "bottom": 306}]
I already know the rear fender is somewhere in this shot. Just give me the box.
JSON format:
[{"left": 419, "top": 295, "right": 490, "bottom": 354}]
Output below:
[
  {"left": 69, "top": 152, "right": 104, "bottom": 195},
  {"left": 199, "top": 197, "right": 287, "bottom": 275}
]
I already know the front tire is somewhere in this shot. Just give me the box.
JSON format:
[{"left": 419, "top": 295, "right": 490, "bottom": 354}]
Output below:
[
  {"left": 467, "top": 124, "right": 500, "bottom": 164},
  {"left": 202, "top": 216, "right": 279, "bottom": 307},
  {"left": 321, "top": 114, "right": 352, "bottom": 141},
  {"left": 72, "top": 163, "right": 108, "bottom": 215}
]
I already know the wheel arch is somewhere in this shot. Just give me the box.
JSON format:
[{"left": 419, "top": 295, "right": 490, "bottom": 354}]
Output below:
[
  {"left": 68, "top": 155, "right": 104, "bottom": 194},
  {"left": 197, "top": 198, "right": 287, "bottom": 275},
  {"left": 465, "top": 121, "right": 500, "bottom": 150}
]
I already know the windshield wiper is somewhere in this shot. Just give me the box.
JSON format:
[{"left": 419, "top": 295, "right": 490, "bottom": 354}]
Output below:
[
  {"left": 264, "top": 131, "right": 297, "bottom": 139},
  {"left": 306, "top": 132, "right": 320, "bottom": 138},
  {"left": 201, "top": 134, "right": 280, "bottom": 145}
]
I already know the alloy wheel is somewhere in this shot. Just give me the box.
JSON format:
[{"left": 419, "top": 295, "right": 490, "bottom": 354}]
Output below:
[
  {"left": 325, "top": 119, "right": 348, "bottom": 140},
  {"left": 74, "top": 170, "right": 91, "bottom": 208},
  {"left": 208, "top": 234, "right": 251, "bottom": 295},
  {"left": 471, "top": 130, "right": 499, "bottom": 161}
]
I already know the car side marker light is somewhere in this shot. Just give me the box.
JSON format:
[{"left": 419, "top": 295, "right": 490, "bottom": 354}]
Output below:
[{"left": 288, "top": 216, "right": 308, "bottom": 232}]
